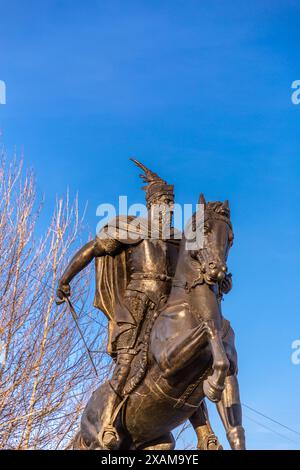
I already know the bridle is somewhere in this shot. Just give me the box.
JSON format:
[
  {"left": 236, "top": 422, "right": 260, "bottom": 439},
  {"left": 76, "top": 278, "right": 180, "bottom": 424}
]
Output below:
[
  {"left": 174, "top": 209, "right": 232, "bottom": 292},
  {"left": 196, "top": 209, "right": 232, "bottom": 264}
]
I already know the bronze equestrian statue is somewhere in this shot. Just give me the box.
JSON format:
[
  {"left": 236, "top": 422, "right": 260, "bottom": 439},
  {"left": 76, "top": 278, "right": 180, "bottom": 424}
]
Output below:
[{"left": 56, "top": 160, "right": 245, "bottom": 450}]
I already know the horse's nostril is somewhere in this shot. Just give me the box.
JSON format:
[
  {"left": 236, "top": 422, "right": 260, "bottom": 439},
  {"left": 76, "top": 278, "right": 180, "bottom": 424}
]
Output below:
[{"left": 208, "top": 262, "right": 216, "bottom": 269}]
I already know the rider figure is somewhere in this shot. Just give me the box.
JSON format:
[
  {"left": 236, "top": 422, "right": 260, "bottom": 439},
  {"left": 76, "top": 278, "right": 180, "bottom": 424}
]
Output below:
[{"left": 57, "top": 160, "right": 177, "bottom": 449}]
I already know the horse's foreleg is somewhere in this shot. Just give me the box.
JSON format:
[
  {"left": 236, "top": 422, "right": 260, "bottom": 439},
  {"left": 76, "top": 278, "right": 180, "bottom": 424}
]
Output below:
[
  {"left": 153, "top": 320, "right": 228, "bottom": 389},
  {"left": 217, "top": 374, "right": 246, "bottom": 450},
  {"left": 152, "top": 323, "right": 207, "bottom": 378},
  {"left": 189, "top": 285, "right": 230, "bottom": 402},
  {"left": 202, "top": 323, "right": 230, "bottom": 402}
]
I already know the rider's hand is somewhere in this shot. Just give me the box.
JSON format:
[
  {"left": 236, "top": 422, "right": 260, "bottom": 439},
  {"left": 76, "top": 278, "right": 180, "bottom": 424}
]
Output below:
[
  {"left": 221, "top": 273, "right": 232, "bottom": 294},
  {"left": 56, "top": 282, "right": 70, "bottom": 305}
]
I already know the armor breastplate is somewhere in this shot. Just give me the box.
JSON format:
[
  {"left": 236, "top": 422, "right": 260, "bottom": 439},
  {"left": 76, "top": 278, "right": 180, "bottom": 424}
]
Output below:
[{"left": 126, "top": 239, "right": 180, "bottom": 303}]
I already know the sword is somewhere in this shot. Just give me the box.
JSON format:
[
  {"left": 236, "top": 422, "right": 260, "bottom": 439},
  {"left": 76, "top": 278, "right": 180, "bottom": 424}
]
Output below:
[{"left": 63, "top": 296, "right": 98, "bottom": 377}]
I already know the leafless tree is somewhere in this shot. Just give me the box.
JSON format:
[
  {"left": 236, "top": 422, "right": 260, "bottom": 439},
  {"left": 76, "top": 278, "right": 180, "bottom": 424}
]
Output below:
[
  {"left": 0, "top": 153, "right": 197, "bottom": 450},
  {"left": 0, "top": 154, "right": 108, "bottom": 449}
]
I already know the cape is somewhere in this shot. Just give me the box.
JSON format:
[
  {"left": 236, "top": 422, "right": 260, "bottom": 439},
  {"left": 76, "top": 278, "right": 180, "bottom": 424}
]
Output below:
[{"left": 93, "top": 215, "right": 181, "bottom": 355}]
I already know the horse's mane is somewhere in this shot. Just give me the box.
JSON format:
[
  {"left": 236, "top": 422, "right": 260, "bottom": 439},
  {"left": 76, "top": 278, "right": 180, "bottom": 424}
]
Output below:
[
  {"left": 190, "top": 200, "right": 231, "bottom": 234},
  {"left": 206, "top": 201, "right": 230, "bottom": 219}
]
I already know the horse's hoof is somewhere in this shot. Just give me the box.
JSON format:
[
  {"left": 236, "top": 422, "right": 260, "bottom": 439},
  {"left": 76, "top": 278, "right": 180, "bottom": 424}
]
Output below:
[
  {"left": 207, "top": 435, "right": 223, "bottom": 450},
  {"left": 227, "top": 426, "right": 246, "bottom": 450},
  {"left": 100, "top": 426, "right": 120, "bottom": 450},
  {"left": 198, "top": 433, "right": 223, "bottom": 451},
  {"left": 203, "top": 379, "right": 223, "bottom": 402}
]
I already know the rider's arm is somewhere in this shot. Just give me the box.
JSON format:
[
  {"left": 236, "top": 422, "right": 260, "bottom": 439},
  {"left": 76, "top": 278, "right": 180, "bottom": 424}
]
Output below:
[{"left": 56, "top": 235, "right": 122, "bottom": 302}]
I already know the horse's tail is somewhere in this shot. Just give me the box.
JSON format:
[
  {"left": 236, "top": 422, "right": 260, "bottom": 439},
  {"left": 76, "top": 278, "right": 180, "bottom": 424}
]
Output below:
[{"left": 123, "top": 307, "right": 161, "bottom": 395}]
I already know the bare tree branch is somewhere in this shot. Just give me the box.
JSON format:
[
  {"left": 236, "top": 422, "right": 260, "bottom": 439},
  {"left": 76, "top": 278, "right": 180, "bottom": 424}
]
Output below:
[{"left": 0, "top": 154, "right": 108, "bottom": 449}]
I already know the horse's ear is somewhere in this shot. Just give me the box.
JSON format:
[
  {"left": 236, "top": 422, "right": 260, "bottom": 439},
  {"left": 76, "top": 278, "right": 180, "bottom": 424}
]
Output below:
[
  {"left": 223, "top": 199, "right": 229, "bottom": 209},
  {"left": 198, "top": 193, "right": 206, "bottom": 208}
]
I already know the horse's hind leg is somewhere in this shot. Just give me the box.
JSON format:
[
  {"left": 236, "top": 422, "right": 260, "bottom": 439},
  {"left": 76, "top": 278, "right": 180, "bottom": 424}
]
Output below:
[
  {"left": 217, "top": 375, "right": 245, "bottom": 450},
  {"left": 190, "top": 401, "right": 223, "bottom": 450},
  {"left": 216, "top": 328, "right": 246, "bottom": 450},
  {"left": 137, "top": 433, "right": 175, "bottom": 450}
]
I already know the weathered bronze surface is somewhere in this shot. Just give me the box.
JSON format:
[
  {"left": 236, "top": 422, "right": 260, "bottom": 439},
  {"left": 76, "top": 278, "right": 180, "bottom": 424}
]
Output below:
[{"left": 56, "top": 160, "right": 245, "bottom": 450}]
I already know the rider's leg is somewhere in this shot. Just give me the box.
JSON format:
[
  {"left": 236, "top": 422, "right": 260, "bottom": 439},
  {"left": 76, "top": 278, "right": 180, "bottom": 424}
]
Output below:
[
  {"left": 216, "top": 374, "right": 245, "bottom": 450},
  {"left": 101, "top": 293, "right": 153, "bottom": 450},
  {"left": 100, "top": 350, "right": 135, "bottom": 449},
  {"left": 190, "top": 400, "right": 223, "bottom": 450}
]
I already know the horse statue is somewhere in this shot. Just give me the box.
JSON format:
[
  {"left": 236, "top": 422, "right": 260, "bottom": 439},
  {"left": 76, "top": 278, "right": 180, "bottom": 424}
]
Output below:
[{"left": 73, "top": 195, "right": 245, "bottom": 450}]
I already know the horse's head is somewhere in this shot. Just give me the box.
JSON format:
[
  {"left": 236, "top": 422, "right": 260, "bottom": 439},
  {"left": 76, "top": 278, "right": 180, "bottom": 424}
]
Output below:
[{"left": 192, "top": 193, "right": 234, "bottom": 286}]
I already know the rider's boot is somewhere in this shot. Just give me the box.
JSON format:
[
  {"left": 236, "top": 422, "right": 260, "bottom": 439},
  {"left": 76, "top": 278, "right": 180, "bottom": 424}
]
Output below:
[
  {"left": 100, "top": 385, "right": 121, "bottom": 450},
  {"left": 99, "top": 352, "right": 134, "bottom": 450}
]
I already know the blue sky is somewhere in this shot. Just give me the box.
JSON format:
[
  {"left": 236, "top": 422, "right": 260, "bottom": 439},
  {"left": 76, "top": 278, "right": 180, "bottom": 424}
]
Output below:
[{"left": 1, "top": 0, "right": 300, "bottom": 449}]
